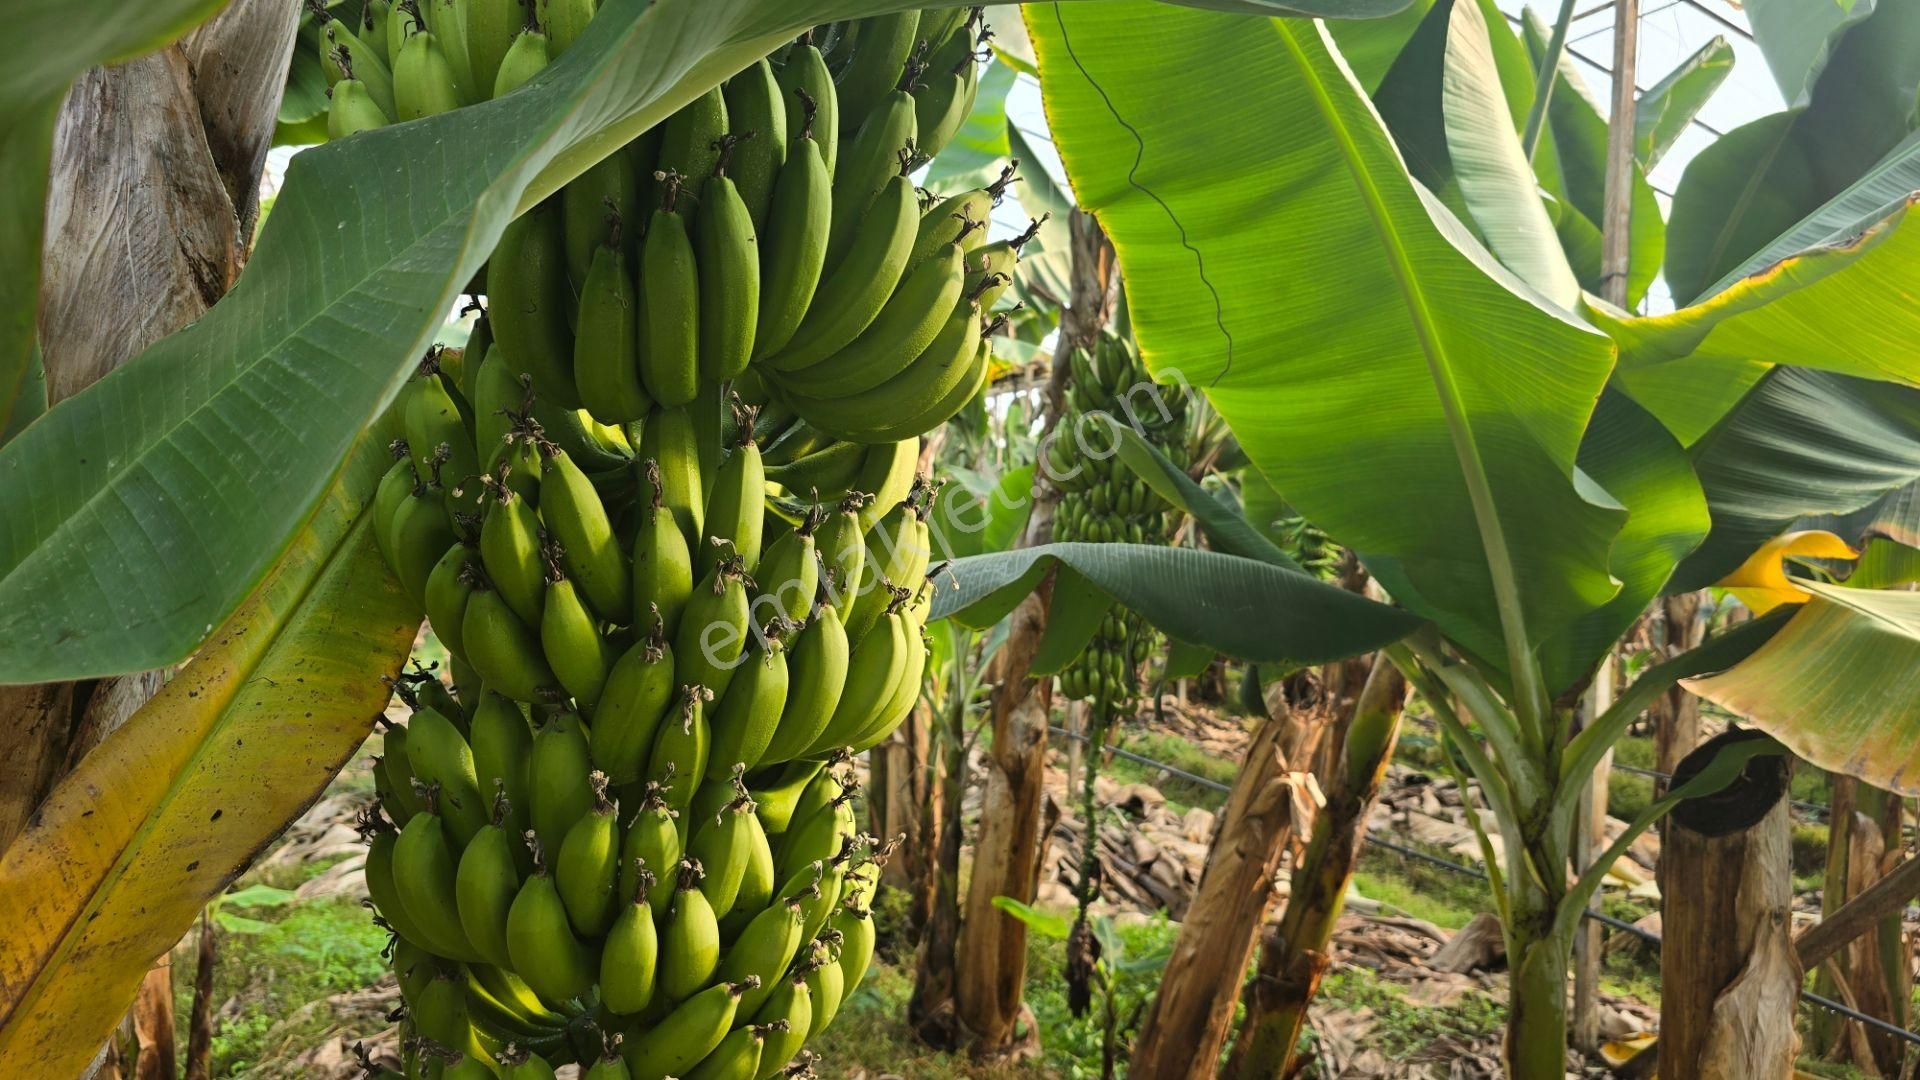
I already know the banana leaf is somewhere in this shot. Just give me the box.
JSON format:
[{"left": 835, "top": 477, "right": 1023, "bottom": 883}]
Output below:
[
  {"left": 931, "top": 542, "right": 1421, "bottom": 665},
  {"left": 1633, "top": 35, "right": 1732, "bottom": 170},
  {"left": 0, "top": 427, "right": 417, "bottom": 1078},
  {"left": 1028, "top": 3, "right": 1623, "bottom": 696}
]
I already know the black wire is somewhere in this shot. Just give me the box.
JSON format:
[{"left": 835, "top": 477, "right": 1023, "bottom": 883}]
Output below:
[{"left": 1052, "top": 725, "right": 1920, "bottom": 1044}]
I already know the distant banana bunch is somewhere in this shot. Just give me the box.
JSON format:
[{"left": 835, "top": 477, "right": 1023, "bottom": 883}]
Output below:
[
  {"left": 326, "top": 2, "right": 1005, "bottom": 1073},
  {"left": 1046, "top": 333, "right": 1190, "bottom": 711},
  {"left": 306, "top": 1, "right": 1029, "bottom": 448}
]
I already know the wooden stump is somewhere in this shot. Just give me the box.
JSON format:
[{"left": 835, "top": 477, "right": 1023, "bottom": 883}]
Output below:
[{"left": 1658, "top": 730, "right": 1799, "bottom": 1080}]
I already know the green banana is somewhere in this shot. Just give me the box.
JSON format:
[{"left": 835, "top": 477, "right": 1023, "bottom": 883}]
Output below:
[
  {"left": 702, "top": 403, "right": 765, "bottom": 577},
  {"left": 750, "top": 102, "right": 831, "bottom": 362},
  {"left": 588, "top": 614, "right": 676, "bottom": 783},
  {"left": 686, "top": 774, "right": 757, "bottom": 919},
  {"left": 723, "top": 59, "right": 787, "bottom": 232},
  {"left": 814, "top": 494, "right": 869, "bottom": 620},
  {"left": 749, "top": 512, "right": 819, "bottom": 631},
  {"left": 658, "top": 859, "right": 721, "bottom": 1003},
  {"left": 469, "top": 693, "right": 535, "bottom": 871},
  {"left": 749, "top": 760, "right": 826, "bottom": 835},
  {"left": 651, "top": 86, "right": 728, "bottom": 214},
  {"left": 758, "top": 604, "right": 848, "bottom": 765},
  {"left": 424, "top": 540, "right": 478, "bottom": 657},
  {"left": 467, "top": 0, "right": 531, "bottom": 96},
  {"left": 729, "top": 807, "right": 776, "bottom": 929},
  {"left": 380, "top": 723, "right": 428, "bottom": 824},
  {"left": 775, "top": 784, "right": 856, "bottom": 884},
  {"left": 541, "top": 0, "right": 594, "bottom": 55},
  {"left": 374, "top": 444, "right": 418, "bottom": 569},
  {"left": 638, "top": 175, "right": 701, "bottom": 409},
  {"left": 831, "top": 903, "right": 877, "bottom": 993},
  {"left": 909, "top": 174, "right": 1002, "bottom": 272},
  {"left": 584, "top": 1036, "right": 635, "bottom": 1080},
  {"left": 573, "top": 214, "right": 653, "bottom": 424},
  {"left": 505, "top": 833, "right": 596, "bottom": 1004},
  {"left": 647, "top": 687, "right": 713, "bottom": 811},
  {"left": 749, "top": 976, "right": 811, "bottom": 1080},
  {"left": 622, "top": 977, "right": 757, "bottom": 1080},
  {"left": 620, "top": 781, "right": 683, "bottom": 917},
  {"left": 835, "top": 11, "right": 920, "bottom": 138},
  {"left": 766, "top": 174, "right": 917, "bottom": 373},
  {"left": 430, "top": 0, "right": 477, "bottom": 102},
  {"left": 824, "top": 88, "right": 917, "bottom": 271},
  {"left": 555, "top": 771, "right": 620, "bottom": 936},
  {"left": 405, "top": 705, "right": 489, "bottom": 845},
  {"left": 405, "top": 358, "right": 481, "bottom": 516},
  {"left": 471, "top": 348, "right": 524, "bottom": 478},
  {"left": 528, "top": 710, "right": 594, "bottom": 855},
  {"left": 392, "top": 935, "right": 434, "bottom": 1003},
  {"left": 538, "top": 443, "right": 631, "bottom": 622},
  {"left": 393, "top": 26, "right": 466, "bottom": 119},
  {"left": 850, "top": 326, "right": 989, "bottom": 442},
  {"left": 319, "top": 14, "right": 397, "bottom": 117},
  {"left": 478, "top": 468, "right": 545, "bottom": 626},
  {"left": 848, "top": 618, "right": 925, "bottom": 752},
  {"left": 847, "top": 488, "right": 930, "bottom": 643},
  {"left": 489, "top": 199, "right": 577, "bottom": 407},
  {"left": 697, "top": 142, "right": 760, "bottom": 384},
  {"left": 492, "top": 17, "right": 549, "bottom": 97},
  {"left": 911, "top": 11, "right": 983, "bottom": 160},
  {"left": 564, "top": 150, "right": 640, "bottom": 287},
  {"left": 706, "top": 623, "right": 790, "bottom": 779},
  {"left": 390, "top": 475, "right": 459, "bottom": 606},
  {"left": 362, "top": 0, "right": 395, "bottom": 63},
  {"left": 632, "top": 458, "right": 696, "bottom": 636},
  {"left": 793, "top": 301, "right": 982, "bottom": 442},
  {"left": 853, "top": 438, "right": 919, "bottom": 531},
  {"left": 763, "top": 442, "right": 862, "bottom": 504},
  {"left": 674, "top": 551, "right": 751, "bottom": 701},
  {"left": 798, "top": 940, "right": 845, "bottom": 1039},
  {"left": 392, "top": 785, "right": 483, "bottom": 961},
  {"left": 775, "top": 241, "right": 967, "bottom": 399},
  {"left": 363, "top": 815, "right": 440, "bottom": 950},
  {"left": 776, "top": 42, "right": 838, "bottom": 174},
  {"left": 600, "top": 861, "right": 659, "bottom": 1015},
  {"left": 327, "top": 71, "right": 393, "bottom": 138},
  {"left": 497, "top": 1045, "right": 560, "bottom": 1080},
  {"left": 832, "top": 591, "right": 909, "bottom": 742},
  {"left": 540, "top": 558, "right": 611, "bottom": 712},
  {"left": 411, "top": 969, "right": 473, "bottom": 1051},
  {"left": 715, "top": 893, "right": 807, "bottom": 1016},
  {"left": 471, "top": 963, "right": 569, "bottom": 1028},
  {"left": 685, "top": 1022, "right": 779, "bottom": 1080},
  {"left": 456, "top": 787, "right": 523, "bottom": 968},
  {"left": 462, "top": 575, "right": 561, "bottom": 704}
]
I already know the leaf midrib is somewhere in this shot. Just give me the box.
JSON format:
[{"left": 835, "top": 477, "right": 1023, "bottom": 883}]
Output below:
[{"left": 1273, "top": 19, "right": 1542, "bottom": 714}]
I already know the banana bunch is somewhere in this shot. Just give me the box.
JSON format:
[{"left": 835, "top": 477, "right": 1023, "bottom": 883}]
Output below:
[
  {"left": 306, "top": 1, "right": 1022, "bottom": 450},
  {"left": 1046, "top": 333, "right": 1190, "bottom": 710}
]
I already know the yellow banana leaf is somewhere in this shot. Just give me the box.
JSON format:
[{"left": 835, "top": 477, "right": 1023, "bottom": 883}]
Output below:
[
  {"left": 1686, "top": 582, "right": 1920, "bottom": 795},
  {"left": 0, "top": 431, "right": 418, "bottom": 1076},
  {"left": 1714, "top": 529, "right": 1858, "bottom": 614}
]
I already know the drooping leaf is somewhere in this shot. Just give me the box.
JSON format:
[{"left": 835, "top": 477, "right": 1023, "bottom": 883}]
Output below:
[
  {"left": 1104, "top": 418, "right": 1301, "bottom": 569},
  {"left": 1663, "top": 0, "right": 1920, "bottom": 304},
  {"left": 1596, "top": 196, "right": 1920, "bottom": 445},
  {"left": 1714, "top": 529, "right": 1858, "bottom": 614},
  {"left": 0, "top": 429, "right": 417, "bottom": 1077},
  {"left": 1685, "top": 582, "right": 1920, "bottom": 796},
  {"left": 1028, "top": 3, "right": 1621, "bottom": 686},
  {"left": 931, "top": 542, "right": 1421, "bottom": 665},
  {"left": 1668, "top": 368, "right": 1920, "bottom": 592},
  {"left": 1029, "top": 564, "right": 1114, "bottom": 674},
  {"left": 1633, "top": 35, "right": 1733, "bottom": 170},
  {"left": 1804, "top": 478, "right": 1920, "bottom": 550}
]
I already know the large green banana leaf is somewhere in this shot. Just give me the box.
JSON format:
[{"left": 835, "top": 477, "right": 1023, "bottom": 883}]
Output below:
[
  {"left": 1686, "top": 582, "right": 1920, "bottom": 796},
  {"left": 1325, "top": 0, "right": 1433, "bottom": 94},
  {"left": 0, "top": 426, "right": 417, "bottom": 1078},
  {"left": 931, "top": 542, "right": 1420, "bottom": 664},
  {"left": 0, "top": 0, "right": 1403, "bottom": 688},
  {"left": 1663, "top": 0, "right": 1920, "bottom": 304},
  {"left": 1743, "top": 0, "right": 1878, "bottom": 108},
  {"left": 1027, "top": 2, "right": 1623, "bottom": 697},
  {"left": 0, "top": 0, "right": 236, "bottom": 442}
]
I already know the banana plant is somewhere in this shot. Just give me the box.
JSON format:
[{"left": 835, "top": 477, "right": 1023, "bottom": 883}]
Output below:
[{"left": 1013, "top": 2, "right": 1920, "bottom": 1074}]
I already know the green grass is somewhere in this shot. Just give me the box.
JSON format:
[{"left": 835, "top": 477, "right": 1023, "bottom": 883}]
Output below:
[
  {"left": 1311, "top": 968, "right": 1505, "bottom": 1059},
  {"left": 1351, "top": 841, "right": 1492, "bottom": 931},
  {"left": 173, "top": 895, "right": 391, "bottom": 1078},
  {"left": 1105, "top": 727, "right": 1238, "bottom": 813}
]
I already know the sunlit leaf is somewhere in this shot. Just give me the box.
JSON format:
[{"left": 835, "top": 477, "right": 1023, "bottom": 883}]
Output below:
[{"left": 1633, "top": 35, "right": 1732, "bottom": 169}]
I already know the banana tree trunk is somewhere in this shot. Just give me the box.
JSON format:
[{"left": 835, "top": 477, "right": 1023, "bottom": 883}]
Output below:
[
  {"left": 910, "top": 691, "right": 970, "bottom": 1042},
  {"left": 952, "top": 207, "right": 1117, "bottom": 1059},
  {"left": 870, "top": 701, "right": 940, "bottom": 932},
  {"left": 0, "top": 0, "right": 294, "bottom": 848},
  {"left": 1812, "top": 778, "right": 1908, "bottom": 1074},
  {"left": 1223, "top": 658, "right": 1406, "bottom": 1078},
  {"left": 1658, "top": 731, "right": 1797, "bottom": 1079}
]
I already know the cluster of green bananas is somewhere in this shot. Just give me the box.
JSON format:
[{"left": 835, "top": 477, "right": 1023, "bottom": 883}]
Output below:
[
  {"left": 1274, "top": 512, "right": 1345, "bottom": 581},
  {"left": 308, "top": 1, "right": 1022, "bottom": 448},
  {"left": 1046, "top": 334, "right": 1190, "bottom": 709},
  {"left": 367, "top": 369, "right": 936, "bottom": 1075}
]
